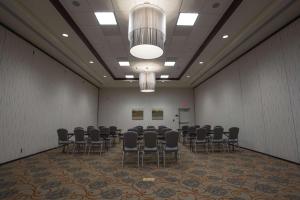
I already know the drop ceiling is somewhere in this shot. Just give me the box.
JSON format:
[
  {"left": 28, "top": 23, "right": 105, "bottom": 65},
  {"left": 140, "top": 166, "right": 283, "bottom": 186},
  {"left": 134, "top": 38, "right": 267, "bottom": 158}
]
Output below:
[{"left": 0, "top": 0, "right": 299, "bottom": 88}]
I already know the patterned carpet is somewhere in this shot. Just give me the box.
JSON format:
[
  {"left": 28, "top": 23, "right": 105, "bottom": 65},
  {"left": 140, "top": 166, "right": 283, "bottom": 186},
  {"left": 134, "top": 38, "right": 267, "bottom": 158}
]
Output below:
[{"left": 1, "top": 143, "right": 300, "bottom": 200}]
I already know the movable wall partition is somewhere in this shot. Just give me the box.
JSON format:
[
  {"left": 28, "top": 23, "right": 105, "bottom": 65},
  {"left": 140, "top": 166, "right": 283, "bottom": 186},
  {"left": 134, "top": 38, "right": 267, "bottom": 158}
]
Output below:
[
  {"left": 194, "top": 19, "right": 300, "bottom": 163},
  {"left": 0, "top": 25, "right": 99, "bottom": 164}
]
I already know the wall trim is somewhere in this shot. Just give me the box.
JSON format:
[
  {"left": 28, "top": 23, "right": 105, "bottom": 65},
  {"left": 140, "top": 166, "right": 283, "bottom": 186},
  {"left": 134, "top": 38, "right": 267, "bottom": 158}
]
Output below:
[
  {"left": 193, "top": 14, "right": 300, "bottom": 89},
  {"left": 240, "top": 146, "right": 299, "bottom": 165},
  {"left": 0, "top": 22, "right": 100, "bottom": 89},
  {"left": 0, "top": 146, "right": 60, "bottom": 166}
]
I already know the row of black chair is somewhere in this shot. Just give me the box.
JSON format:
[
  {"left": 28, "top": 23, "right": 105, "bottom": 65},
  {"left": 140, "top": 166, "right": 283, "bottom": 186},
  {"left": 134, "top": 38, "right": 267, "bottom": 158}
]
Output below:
[
  {"left": 57, "top": 126, "right": 120, "bottom": 155},
  {"left": 181, "top": 125, "right": 239, "bottom": 152},
  {"left": 122, "top": 127, "right": 179, "bottom": 167}
]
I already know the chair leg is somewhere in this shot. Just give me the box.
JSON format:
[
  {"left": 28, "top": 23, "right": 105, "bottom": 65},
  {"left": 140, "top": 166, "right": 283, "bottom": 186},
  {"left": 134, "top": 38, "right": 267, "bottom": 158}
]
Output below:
[
  {"left": 88, "top": 144, "right": 91, "bottom": 155},
  {"left": 137, "top": 151, "right": 140, "bottom": 168},
  {"left": 157, "top": 151, "right": 159, "bottom": 168},
  {"left": 163, "top": 151, "right": 166, "bottom": 168},
  {"left": 122, "top": 151, "right": 125, "bottom": 168},
  {"left": 73, "top": 143, "right": 76, "bottom": 154},
  {"left": 100, "top": 144, "right": 103, "bottom": 157},
  {"left": 141, "top": 152, "right": 144, "bottom": 168}
]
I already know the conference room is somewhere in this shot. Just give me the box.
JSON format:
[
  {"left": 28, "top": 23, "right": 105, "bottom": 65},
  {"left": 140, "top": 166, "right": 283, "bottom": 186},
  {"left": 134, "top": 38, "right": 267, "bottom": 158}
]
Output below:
[{"left": 0, "top": 0, "right": 300, "bottom": 199}]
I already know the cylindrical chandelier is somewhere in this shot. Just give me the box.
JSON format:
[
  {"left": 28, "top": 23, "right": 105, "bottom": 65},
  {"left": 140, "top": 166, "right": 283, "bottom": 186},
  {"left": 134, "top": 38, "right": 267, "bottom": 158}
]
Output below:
[
  {"left": 139, "top": 72, "right": 156, "bottom": 92},
  {"left": 128, "top": 4, "right": 166, "bottom": 59}
]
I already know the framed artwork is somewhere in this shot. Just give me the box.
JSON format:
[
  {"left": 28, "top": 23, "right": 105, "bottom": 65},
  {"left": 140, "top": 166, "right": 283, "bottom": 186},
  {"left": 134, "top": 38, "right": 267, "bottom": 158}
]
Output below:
[
  {"left": 132, "top": 109, "right": 143, "bottom": 120},
  {"left": 152, "top": 109, "right": 163, "bottom": 120}
]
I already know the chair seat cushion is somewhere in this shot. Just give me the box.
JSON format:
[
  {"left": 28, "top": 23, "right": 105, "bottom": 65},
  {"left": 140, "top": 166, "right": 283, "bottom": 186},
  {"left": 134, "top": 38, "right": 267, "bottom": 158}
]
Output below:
[
  {"left": 165, "top": 147, "right": 178, "bottom": 151},
  {"left": 144, "top": 147, "right": 157, "bottom": 152},
  {"left": 124, "top": 147, "right": 138, "bottom": 151}
]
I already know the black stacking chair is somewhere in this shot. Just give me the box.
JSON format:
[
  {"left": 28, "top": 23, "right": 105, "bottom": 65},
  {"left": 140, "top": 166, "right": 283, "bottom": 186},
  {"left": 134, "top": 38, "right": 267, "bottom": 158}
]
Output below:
[
  {"left": 227, "top": 127, "right": 239, "bottom": 151},
  {"left": 187, "top": 126, "right": 197, "bottom": 151},
  {"left": 100, "top": 127, "right": 112, "bottom": 150},
  {"left": 109, "top": 126, "right": 118, "bottom": 144},
  {"left": 181, "top": 125, "right": 189, "bottom": 144},
  {"left": 122, "top": 131, "right": 139, "bottom": 168},
  {"left": 162, "top": 131, "right": 179, "bottom": 167},
  {"left": 210, "top": 127, "right": 225, "bottom": 152},
  {"left": 88, "top": 129, "right": 103, "bottom": 156},
  {"left": 73, "top": 128, "right": 87, "bottom": 153},
  {"left": 141, "top": 131, "right": 159, "bottom": 168},
  {"left": 193, "top": 128, "right": 208, "bottom": 153},
  {"left": 57, "top": 128, "right": 73, "bottom": 153}
]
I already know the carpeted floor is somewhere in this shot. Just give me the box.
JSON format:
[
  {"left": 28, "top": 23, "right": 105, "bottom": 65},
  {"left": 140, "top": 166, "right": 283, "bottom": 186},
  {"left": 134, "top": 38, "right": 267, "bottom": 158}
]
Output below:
[{"left": 1, "top": 143, "right": 300, "bottom": 200}]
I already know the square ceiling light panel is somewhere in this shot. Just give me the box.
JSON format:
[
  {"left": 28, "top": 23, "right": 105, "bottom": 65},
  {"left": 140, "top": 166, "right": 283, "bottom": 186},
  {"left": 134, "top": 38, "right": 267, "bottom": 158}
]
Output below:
[
  {"left": 177, "top": 13, "right": 198, "bottom": 26},
  {"left": 95, "top": 12, "right": 117, "bottom": 25}
]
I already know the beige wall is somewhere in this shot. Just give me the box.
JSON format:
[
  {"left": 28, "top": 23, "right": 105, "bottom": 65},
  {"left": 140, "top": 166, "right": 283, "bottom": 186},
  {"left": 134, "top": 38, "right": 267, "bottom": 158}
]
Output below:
[
  {"left": 99, "top": 88, "right": 195, "bottom": 131},
  {"left": 194, "top": 19, "right": 300, "bottom": 163},
  {"left": 0, "top": 26, "right": 99, "bottom": 163}
]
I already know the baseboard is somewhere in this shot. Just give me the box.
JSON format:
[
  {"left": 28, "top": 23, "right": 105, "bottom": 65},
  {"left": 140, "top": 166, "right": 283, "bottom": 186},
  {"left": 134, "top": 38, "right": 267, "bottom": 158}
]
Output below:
[
  {"left": 240, "top": 146, "right": 299, "bottom": 166},
  {"left": 0, "top": 146, "right": 60, "bottom": 166}
]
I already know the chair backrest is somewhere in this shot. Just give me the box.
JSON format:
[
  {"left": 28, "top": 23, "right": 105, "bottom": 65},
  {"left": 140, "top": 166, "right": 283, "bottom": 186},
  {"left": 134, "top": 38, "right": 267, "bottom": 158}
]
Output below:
[
  {"left": 87, "top": 126, "right": 94, "bottom": 130},
  {"left": 147, "top": 126, "right": 155, "bottom": 129},
  {"left": 75, "top": 127, "right": 84, "bottom": 130},
  {"left": 74, "top": 129, "right": 85, "bottom": 142},
  {"left": 57, "top": 129, "right": 68, "bottom": 141},
  {"left": 145, "top": 128, "right": 157, "bottom": 132},
  {"left": 99, "top": 126, "right": 105, "bottom": 130},
  {"left": 182, "top": 125, "right": 189, "bottom": 131},
  {"left": 228, "top": 127, "right": 239, "bottom": 140},
  {"left": 165, "top": 131, "right": 179, "bottom": 148},
  {"left": 214, "top": 125, "right": 223, "bottom": 129},
  {"left": 158, "top": 126, "right": 166, "bottom": 130},
  {"left": 161, "top": 128, "right": 172, "bottom": 136},
  {"left": 143, "top": 131, "right": 157, "bottom": 148},
  {"left": 123, "top": 131, "right": 138, "bottom": 149},
  {"left": 196, "top": 128, "right": 207, "bottom": 141},
  {"left": 109, "top": 126, "right": 117, "bottom": 135},
  {"left": 90, "top": 129, "right": 100, "bottom": 141},
  {"left": 203, "top": 125, "right": 211, "bottom": 131},
  {"left": 188, "top": 126, "right": 196, "bottom": 136},
  {"left": 213, "top": 127, "right": 223, "bottom": 140},
  {"left": 195, "top": 125, "right": 200, "bottom": 128}
]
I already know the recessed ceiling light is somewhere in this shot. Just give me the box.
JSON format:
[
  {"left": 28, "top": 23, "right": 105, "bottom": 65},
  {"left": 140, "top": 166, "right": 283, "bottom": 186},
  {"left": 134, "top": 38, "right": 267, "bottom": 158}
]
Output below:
[
  {"left": 103, "top": 75, "right": 107, "bottom": 78},
  {"left": 177, "top": 13, "right": 198, "bottom": 26},
  {"left": 186, "top": 75, "right": 190, "bottom": 78},
  {"left": 125, "top": 75, "right": 134, "bottom": 79},
  {"left": 89, "top": 60, "right": 94, "bottom": 64},
  {"left": 222, "top": 34, "right": 229, "bottom": 39},
  {"left": 95, "top": 12, "right": 117, "bottom": 25},
  {"left": 160, "top": 75, "right": 169, "bottom": 79},
  {"left": 164, "top": 61, "right": 176, "bottom": 67},
  {"left": 118, "top": 61, "right": 130, "bottom": 66},
  {"left": 62, "top": 33, "right": 69, "bottom": 37},
  {"left": 199, "top": 61, "right": 204, "bottom": 64}
]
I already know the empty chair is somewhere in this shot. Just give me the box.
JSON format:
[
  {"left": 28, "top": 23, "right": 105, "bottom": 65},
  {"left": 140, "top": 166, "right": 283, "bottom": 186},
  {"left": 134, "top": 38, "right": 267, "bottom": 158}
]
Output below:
[
  {"left": 88, "top": 129, "right": 103, "bottom": 156},
  {"left": 203, "top": 125, "right": 211, "bottom": 131},
  {"left": 181, "top": 125, "right": 189, "bottom": 144},
  {"left": 122, "top": 131, "right": 139, "bottom": 168},
  {"left": 99, "top": 126, "right": 105, "bottom": 130},
  {"left": 158, "top": 125, "right": 166, "bottom": 130},
  {"left": 210, "top": 127, "right": 225, "bottom": 152},
  {"left": 194, "top": 125, "right": 200, "bottom": 129},
  {"left": 227, "top": 127, "right": 239, "bottom": 151},
  {"left": 57, "top": 128, "right": 73, "bottom": 153},
  {"left": 186, "top": 126, "right": 197, "bottom": 151},
  {"left": 73, "top": 128, "right": 87, "bottom": 153},
  {"left": 109, "top": 126, "right": 118, "bottom": 144},
  {"left": 162, "top": 131, "right": 179, "bottom": 167},
  {"left": 193, "top": 128, "right": 208, "bottom": 153},
  {"left": 141, "top": 131, "right": 159, "bottom": 167},
  {"left": 100, "top": 127, "right": 112, "bottom": 150},
  {"left": 74, "top": 126, "right": 84, "bottom": 130}
]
